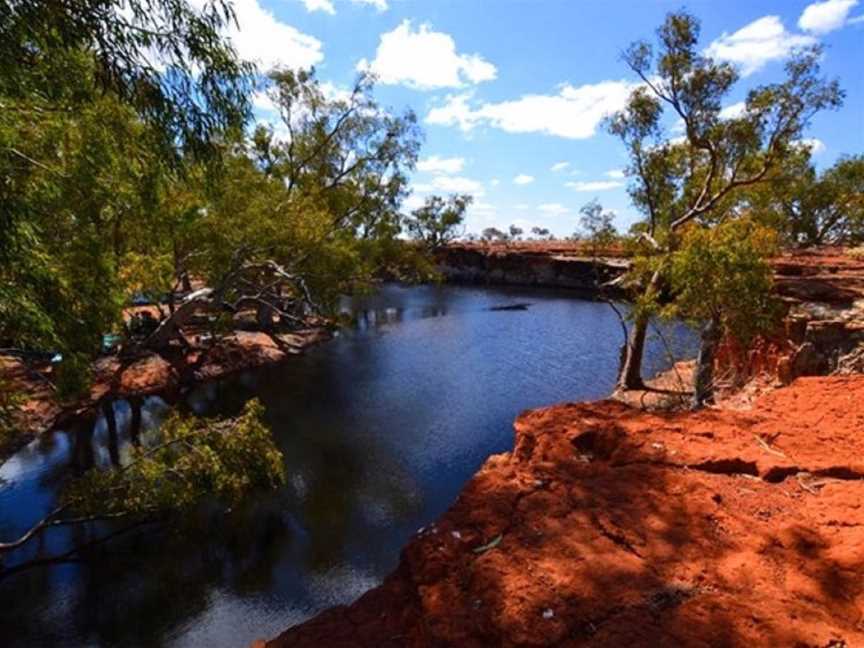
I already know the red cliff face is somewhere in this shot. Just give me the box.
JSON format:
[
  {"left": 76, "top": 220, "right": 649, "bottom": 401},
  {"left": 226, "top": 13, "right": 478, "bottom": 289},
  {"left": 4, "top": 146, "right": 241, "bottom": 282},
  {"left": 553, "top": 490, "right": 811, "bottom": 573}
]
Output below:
[{"left": 264, "top": 375, "right": 864, "bottom": 648}]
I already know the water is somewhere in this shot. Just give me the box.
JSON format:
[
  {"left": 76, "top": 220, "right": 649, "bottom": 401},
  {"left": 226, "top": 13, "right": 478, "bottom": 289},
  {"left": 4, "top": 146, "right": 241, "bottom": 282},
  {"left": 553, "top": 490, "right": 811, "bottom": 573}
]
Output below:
[{"left": 0, "top": 283, "right": 696, "bottom": 647}]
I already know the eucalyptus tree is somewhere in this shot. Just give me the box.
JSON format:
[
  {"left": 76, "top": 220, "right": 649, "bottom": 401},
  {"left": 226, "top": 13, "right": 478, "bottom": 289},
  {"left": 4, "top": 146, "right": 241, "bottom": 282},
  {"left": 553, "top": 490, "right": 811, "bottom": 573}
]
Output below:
[
  {"left": 579, "top": 200, "right": 618, "bottom": 255},
  {"left": 748, "top": 154, "right": 864, "bottom": 246},
  {"left": 145, "top": 70, "right": 424, "bottom": 347},
  {"left": 404, "top": 194, "right": 472, "bottom": 251},
  {"left": 0, "top": 0, "right": 252, "bottom": 160},
  {"left": 607, "top": 11, "right": 842, "bottom": 395},
  {"left": 0, "top": 400, "right": 285, "bottom": 574},
  {"left": 0, "top": 0, "right": 252, "bottom": 365}
]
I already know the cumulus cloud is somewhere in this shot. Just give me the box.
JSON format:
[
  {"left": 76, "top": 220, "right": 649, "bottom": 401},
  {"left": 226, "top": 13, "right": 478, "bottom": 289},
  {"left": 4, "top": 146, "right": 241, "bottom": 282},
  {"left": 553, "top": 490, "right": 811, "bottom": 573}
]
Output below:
[
  {"left": 705, "top": 16, "right": 815, "bottom": 76},
  {"left": 513, "top": 174, "right": 535, "bottom": 185},
  {"left": 353, "top": 0, "right": 388, "bottom": 10},
  {"left": 537, "top": 203, "right": 571, "bottom": 215},
  {"left": 402, "top": 193, "right": 427, "bottom": 211},
  {"left": 417, "top": 156, "right": 466, "bottom": 174},
  {"left": 300, "top": 0, "right": 335, "bottom": 14},
  {"left": 604, "top": 169, "right": 625, "bottom": 179},
  {"left": 566, "top": 180, "right": 623, "bottom": 192},
  {"left": 794, "top": 137, "right": 827, "bottom": 154},
  {"left": 202, "top": 0, "right": 323, "bottom": 71},
  {"left": 550, "top": 162, "right": 570, "bottom": 172},
  {"left": 799, "top": 0, "right": 859, "bottom": 33},
  {"left": 413, "top": 175, "right": 485, "bottom": 195},
  {"left": 252, "top": 90, "right": 278, "bottom": 113},
  {"left": 358, "top": 21, "right": 496, "bottom": 90},
  {"left": 427, "top": 80, "right": 634, "bottom": 139},
  {"left": 719, "top": 101, "right": 747, "bottom": 119}
]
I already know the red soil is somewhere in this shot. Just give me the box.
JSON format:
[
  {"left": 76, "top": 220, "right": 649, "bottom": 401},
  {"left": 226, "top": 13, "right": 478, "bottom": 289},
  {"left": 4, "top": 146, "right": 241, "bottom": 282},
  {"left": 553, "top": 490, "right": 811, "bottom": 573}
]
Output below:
[
  {"left": 264, "top": 375, "right": 864, "bottom": 648},
  {"left": 1, "top": 327, "right": 330, "bottom": 458}
]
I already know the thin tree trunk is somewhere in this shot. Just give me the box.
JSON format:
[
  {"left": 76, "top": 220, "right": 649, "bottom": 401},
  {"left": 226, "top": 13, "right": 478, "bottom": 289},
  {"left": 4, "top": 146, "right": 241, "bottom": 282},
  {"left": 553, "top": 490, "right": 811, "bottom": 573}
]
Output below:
[
  {"left": 256, "top": 302, "right": 275, "bottom": 331},
  {"left": 103, "top": 401, "right": 120, "bottom": 467},
  {"left": 129, "top": 396, "right": 143, "bottom": 447},
  {"left": 616, "top": 315, "right": 648, "bottom": 390},
  {"left": 692, "top": 318, "right": 720, "bottom": 409}
]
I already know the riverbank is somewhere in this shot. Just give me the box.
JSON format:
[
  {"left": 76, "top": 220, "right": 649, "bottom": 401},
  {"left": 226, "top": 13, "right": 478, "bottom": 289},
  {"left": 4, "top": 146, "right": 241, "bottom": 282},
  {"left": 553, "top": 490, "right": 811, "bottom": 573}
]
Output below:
[
  {"left": 257, "top": 247, "right": 864, "bottom": 647},
  {"left": 262, "top": 373, "right": 864, "bottom": 647},
  {"left": 0, "top": 324, "right": 331, "bottom": 461}
]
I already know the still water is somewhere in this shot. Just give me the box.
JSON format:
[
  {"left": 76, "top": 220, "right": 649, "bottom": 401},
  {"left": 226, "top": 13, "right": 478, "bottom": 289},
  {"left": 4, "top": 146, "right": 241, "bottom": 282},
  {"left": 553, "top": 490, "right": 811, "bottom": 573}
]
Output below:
[{"left": 0, "top": 284, "right": 695, "bottom": 647}]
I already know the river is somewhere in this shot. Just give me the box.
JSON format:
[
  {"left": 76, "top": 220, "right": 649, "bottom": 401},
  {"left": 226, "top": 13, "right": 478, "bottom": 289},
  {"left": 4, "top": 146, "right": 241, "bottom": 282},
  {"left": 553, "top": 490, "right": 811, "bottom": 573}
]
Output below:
[{"left": 0, "top": 283, "right": 696, "bottom": 647}]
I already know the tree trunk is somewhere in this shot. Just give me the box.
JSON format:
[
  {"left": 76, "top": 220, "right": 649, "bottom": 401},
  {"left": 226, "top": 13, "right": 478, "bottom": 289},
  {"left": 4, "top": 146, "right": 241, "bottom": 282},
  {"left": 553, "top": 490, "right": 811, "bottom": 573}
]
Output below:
[
  {"left": 256, "top": 302, "right": 275, "bottom": 331},
  {"left": 692, "top": 318, "right": 720, "bottom": 410},
  {"left": 616, "top": 315, "right": 648, "bottom": 390},
  {"left": 103, "top": 400, "right": 120, "bottom": 467},
  {"left": 145, "top": 289, "right": 212, "bottom": 349},
  {"left": 129, "top": 396, "right": 143, "bottom": 447}
]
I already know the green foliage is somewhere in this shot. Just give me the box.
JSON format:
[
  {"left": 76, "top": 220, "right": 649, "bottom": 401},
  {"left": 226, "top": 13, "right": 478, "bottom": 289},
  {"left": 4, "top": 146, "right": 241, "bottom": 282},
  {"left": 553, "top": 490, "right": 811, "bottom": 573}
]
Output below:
[
  {"left": 0, "top": 375, "right": 24, "bottom": 447},
  {"left": 0, "top": 0, "right": 253, "bottom": 159},
  {"left": 664, "top": 220, "right": 780, "bottom": 344},
  {"left": 608, "top": 11, "right": 842, "bottom": 242},
  {"left": 65, "top": 400, "right": 285, "bottom": 516},
  {"left": 749, "top": 154, "right": 864, "bottom": 246},
  {"left": 404, "top": 194, "right": 471, "bottom": 250},
  {"left": 579, "top": 200, "right": 619, "bottom": 254},
  {"left": 54, "top": 353, "right": 94, "bottom": 402},
  {"left": 481, "top": 227, "right": 507, "bottom": 242}
]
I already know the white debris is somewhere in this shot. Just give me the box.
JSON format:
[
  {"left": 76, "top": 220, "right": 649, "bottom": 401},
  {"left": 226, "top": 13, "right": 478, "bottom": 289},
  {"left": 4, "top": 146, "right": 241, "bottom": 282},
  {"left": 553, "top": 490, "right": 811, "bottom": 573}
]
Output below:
[
  {"left": 542, "top": 608, "right": 555, "bottom": 619},
  {"left": 451, "top": 530, "right": 462, "bottom": 539}
]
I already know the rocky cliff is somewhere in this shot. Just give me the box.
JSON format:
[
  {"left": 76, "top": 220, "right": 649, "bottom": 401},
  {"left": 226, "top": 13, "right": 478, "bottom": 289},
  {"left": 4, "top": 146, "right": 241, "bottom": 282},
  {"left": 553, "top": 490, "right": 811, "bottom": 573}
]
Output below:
[
  {"left": 263, "top": 375, "right": 864, "bottom": 648},
  {"left": 260, "top": 246, "right": 864, "bottom": 648}
]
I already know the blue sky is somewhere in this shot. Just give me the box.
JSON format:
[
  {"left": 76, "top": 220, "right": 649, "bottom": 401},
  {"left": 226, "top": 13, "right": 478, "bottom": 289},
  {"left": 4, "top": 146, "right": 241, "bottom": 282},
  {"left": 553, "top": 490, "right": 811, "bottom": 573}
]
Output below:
[{"left": 224, "top": 0, "right": 864, "bottom": 236}]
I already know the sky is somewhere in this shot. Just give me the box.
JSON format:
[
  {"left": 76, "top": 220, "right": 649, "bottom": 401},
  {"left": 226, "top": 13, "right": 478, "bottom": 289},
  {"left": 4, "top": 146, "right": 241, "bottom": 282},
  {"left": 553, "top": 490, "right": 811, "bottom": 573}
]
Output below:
[{"left": 224, "top": 0, "right": 864, "bottom": 236}]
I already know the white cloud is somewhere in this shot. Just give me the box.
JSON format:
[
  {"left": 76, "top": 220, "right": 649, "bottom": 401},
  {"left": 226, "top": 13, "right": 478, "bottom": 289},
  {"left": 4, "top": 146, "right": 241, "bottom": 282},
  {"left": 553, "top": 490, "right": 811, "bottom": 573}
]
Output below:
[
  {"left": 566, "top": 180, "right": 624, "bottom": 192},
  {"left": 417, "top": 156, "right": 465, "bottom": 174},
  {"left": 403, "top": 194, "right": 427, "bottom": 211},
  {"left": 427, "top": 80, "right": 634, "bottom": 139},
  {"left": 319, "top": 81, "right": 355, "bottom": 104},
  {"left": 538, "top": 203, "right": 571, "bottom": 215},
  {"left": 252, "top": 90, "right": 277, "bottom": 112},
  {"left": 471, "top": 201, "right": 496, "bottom": 213},
  {"left": 604, "top": 169, "right": 625, "bottom": 179},
  {"left": 301, "top": 0, "right": 335, "bottom": 15},
  {"left": 799, "top": 0, "right": 859, "bottom": 34},
  {"left": 352, "top": 0, "right": 388, "bottom": 10},
  {"left": 794, "top": 137, "right": 827, "bottom": 154},
  {"left": 514, "top": 203, "right": 531, "bottom": 210},
  {"left": 705, "top": 16, "right": 816, "bottom": 76},
  {"left": 550, "top": 162, "right": 570, "bottom": 172},
  {"left": 513, "top": 174, "right": 535, "bottom": 185},
  {"left": 358, "top": 21, "right": 496, "bottom": 90},
  {"left": 719, "top": 101, "right": 747, "bottom": 119},
  {"left": 490, "top": 178, "right": 500, "bottom": 186},
  {"left": 413, "top": 175, "right": 485, "bottom": 196},
  {"left": 205, "top": 0, "right": 323, "bottom": 71}
]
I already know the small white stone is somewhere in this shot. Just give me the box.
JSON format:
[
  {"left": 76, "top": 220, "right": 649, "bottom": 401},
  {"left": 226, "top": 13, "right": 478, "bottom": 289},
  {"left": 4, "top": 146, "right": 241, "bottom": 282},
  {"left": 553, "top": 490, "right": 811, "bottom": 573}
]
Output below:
[
  {"left": 451, "top": 530, "right": 462, "bottom": 539},
  {"left": 542, "top": 608, "right": 554, "bottom": 619}
]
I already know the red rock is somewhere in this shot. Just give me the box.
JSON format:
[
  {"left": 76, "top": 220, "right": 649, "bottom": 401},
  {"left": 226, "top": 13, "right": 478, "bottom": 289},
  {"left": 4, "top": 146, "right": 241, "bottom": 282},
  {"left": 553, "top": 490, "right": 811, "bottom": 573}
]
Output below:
[
  {"left": 266, "top": 376, "right": 864, "bottom": 648},
  {"left": 118, "top": 355, "right": 178, "bottom": 396}
]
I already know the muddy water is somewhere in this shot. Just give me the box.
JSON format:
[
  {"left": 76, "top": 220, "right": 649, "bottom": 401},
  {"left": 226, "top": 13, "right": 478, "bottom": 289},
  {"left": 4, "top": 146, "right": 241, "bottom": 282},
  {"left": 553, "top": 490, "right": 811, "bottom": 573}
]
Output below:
[{"left": 0, "top": 284, "right": 696, "bottom": 647}]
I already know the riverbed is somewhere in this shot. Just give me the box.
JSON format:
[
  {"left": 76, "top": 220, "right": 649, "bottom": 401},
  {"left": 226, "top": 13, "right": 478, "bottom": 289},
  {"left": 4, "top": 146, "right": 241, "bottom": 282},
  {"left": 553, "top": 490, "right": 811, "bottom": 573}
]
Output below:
[{"left": 0, "top": 283, "right": 695, "bottom": 647}]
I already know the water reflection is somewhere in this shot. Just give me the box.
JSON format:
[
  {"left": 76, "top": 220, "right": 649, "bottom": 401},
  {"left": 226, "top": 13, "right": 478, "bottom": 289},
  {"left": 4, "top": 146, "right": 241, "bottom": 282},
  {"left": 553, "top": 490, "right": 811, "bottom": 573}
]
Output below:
[{"left": 0, "top": 283, "right": 697, "bottom": 647}]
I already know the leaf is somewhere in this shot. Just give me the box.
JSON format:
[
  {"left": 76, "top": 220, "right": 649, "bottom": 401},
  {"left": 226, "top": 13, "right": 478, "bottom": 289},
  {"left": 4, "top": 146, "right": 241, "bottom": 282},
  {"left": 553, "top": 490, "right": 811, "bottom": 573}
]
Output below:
[{"left": 473, "top": 533, "right": 503, "bottom": 554}]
